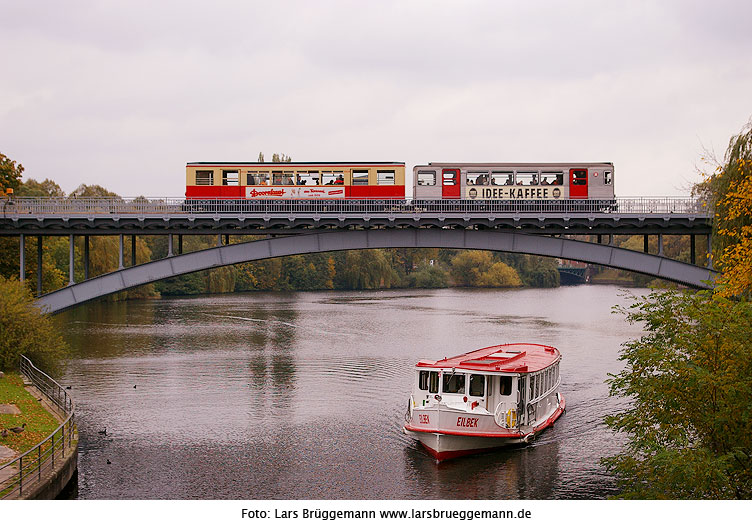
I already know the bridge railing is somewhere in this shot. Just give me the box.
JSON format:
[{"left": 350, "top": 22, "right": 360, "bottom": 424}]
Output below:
[
  {"left": 1, "top": 196, "right": 711, "bottom": 216},
  {"left": 0, "top": 356, "right": 76, "bottom": 500}
]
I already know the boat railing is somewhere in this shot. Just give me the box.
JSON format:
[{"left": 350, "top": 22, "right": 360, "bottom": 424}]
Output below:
[{"left": 0, "top": 356, "right": 77, "bottom": 500}]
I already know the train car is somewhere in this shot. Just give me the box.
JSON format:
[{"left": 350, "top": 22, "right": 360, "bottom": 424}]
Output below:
[
  {"left": 412, "top": 162, "right": 615, "bottom": 210},
  {"left": 185, "top": 161, "right": 406, "bottom": 202}
]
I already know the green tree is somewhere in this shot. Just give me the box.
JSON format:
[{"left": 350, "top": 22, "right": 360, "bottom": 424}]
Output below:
[
  {"left": 18, "top": 178, "right": 64, "bottom": 197},
  {"left": 605, "top": 289, "right": 752, "bottom": 498},
  {"left": 0, "top": 276, "right": 68, "bottom": 373}
]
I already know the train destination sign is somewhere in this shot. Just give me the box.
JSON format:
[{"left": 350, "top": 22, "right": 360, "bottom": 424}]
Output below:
[
  {"left": 245, "top": 186, "right": 346, "bottom": 199},
  {"left": 466, "top": 187, "right": 562, "bottom": 200}
]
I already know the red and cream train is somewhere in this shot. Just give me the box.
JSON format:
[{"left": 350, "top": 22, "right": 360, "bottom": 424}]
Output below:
[{"left": 185, "top": 161, "right": 615, "bottom": 207}]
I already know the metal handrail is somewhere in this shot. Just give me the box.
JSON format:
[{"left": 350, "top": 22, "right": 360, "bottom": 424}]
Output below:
[
  {"left": 1, "top": 196, "right": 712, "bottom": 216},
  {"left": 0, "top": 356, "right": 76, "bottom": 499}
]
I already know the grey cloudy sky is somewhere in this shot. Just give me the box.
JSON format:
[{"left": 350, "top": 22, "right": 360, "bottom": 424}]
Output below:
[{"left": 2, "top": 0, "right": 751, "bottom": 197}]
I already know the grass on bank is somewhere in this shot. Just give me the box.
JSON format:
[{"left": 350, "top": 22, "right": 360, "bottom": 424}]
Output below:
[{"left": 0, "top": 372, "right": 60, "bottom": 461}]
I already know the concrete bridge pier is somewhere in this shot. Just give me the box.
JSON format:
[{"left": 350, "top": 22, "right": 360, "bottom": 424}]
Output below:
[{"left": 19, "top": 234, "right": 25, "bottom": 281}]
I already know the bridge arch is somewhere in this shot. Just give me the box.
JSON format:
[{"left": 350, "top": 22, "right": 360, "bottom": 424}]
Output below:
[{"left": 37, "top": 229, "right": 716, "bottom": 314}]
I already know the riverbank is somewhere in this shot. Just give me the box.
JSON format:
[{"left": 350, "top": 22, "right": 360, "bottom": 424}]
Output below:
[{"left": 0, "top": 366, "right": 78, "bottom": 499}]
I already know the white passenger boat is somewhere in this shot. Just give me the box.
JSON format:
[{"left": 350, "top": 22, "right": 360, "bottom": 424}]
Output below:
[{"left": 403, "top": 343, "right": 565, "bottom": 461}]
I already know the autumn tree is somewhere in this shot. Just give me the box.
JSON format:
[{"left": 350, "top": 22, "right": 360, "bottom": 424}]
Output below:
[
  {"left": 0, "top": 276, "right": 68, "bottom": 373},
  {"left": 605, "top": 120, "right": 752, "bottom": 498},
  {"left": 0, "top": 152, "right": 24, "bottom": 192}
]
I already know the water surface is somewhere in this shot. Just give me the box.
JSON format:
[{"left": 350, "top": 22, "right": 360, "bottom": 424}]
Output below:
[{"left": 58, "top": 285, "right": 644, "bottom": 499}]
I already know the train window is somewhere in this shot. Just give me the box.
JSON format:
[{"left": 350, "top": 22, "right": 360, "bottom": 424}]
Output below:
[
  {"left": 499, "top": 376, "right": 512, "bottom": 396},
  {"left": 467, "top": 172, "right": 489, "bottom": 186},
  {"left": 282, "top": 172, "right": 294, "bottom": 185},
  {"left": 491, "top": 171, "right": 514, "bottom": 186},
  {"left": 604, "top": 170, "right": 612, "bottom": 185},
  {"left": 246, "top": 172, "right": 257, "bottom": 185},
  {"left": 377, "top": 170, "right": 395, "bottom": 185},
  {"left": 417, "top": 171, "right": 436, "bottom": 186},
  {"left": 469, "top": 374, "right": 485, "bottom": 397},
  {"left": 322, "top": 171, "right": 342, "bottom": 185},
  {"left": 442, "top": 373, "right": 465, "bottom": 394},
  {"left": 516, "top": 172, "right": 538, "bottom": 186},
  {"left": 195, "top": 170, "right": 213, "bottom": 186},
  {"left": 272, "top": 171, "right": 283, "bottom": 185},
  {"left": 442, "top": 171, "right": 456, "bottom": 186},
  {"left": 297, "top": 171, "right": 320, "bottom": 185},
  {"left": 540, "top": 172, "right": 563, "bottom": 186},
  {"left": 572, "top": 169, "right": 587, "bottom": 185},
  {"left": 352, "top": 170, "right": 369, "bottom": 186},
  {"left": 222, "top": 170, "right": 239, "bottom": 186}
]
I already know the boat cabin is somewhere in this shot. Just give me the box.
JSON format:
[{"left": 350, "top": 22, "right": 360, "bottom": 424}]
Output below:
[{"left": 412, "top": 343, "right": 561, "bottom": 428}]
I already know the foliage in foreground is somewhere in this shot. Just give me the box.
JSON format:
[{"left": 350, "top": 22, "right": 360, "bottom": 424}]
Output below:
[
  {"left": 0, "top": 276, "right": 68, "bottom": 373},
  {"left": 605, "top": 288, "right": 752, "bottom": 498}
]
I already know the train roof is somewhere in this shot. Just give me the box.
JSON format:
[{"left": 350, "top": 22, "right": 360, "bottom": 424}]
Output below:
[
  {"left": 187, "top": 161, "right": 405, "bottom": 166},
  {"left": 415, "top": 343, "right": 560, "bottom": 374},
  {"left": 423, "top": 162, "right": 613, "bottom": 167}
]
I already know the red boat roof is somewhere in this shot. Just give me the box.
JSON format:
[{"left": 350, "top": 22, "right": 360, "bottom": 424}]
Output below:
[{"left": 415, "top": 343, "right": 560, "bottom": 374}]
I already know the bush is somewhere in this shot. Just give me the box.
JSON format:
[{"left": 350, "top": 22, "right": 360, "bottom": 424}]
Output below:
[{"left": 0, "top": 276, "right": 68, "bottom": 373}]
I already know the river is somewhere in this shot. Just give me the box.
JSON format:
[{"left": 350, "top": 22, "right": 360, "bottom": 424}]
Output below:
[{"left": 56, "top": 284, "right": 645, "bottom": 499}]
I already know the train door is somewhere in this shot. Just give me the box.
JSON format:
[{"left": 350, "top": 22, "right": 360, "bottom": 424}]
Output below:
[
  {"left": 569, "top": 168, "right": 588, "bottom": 198},
  {"left": 442, "top": 168, "right": 461, "bottom": 199}
]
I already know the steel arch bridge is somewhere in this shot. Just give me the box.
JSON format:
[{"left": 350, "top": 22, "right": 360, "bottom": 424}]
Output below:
[{"left": 36, "top": 228, "right": 716, "bottom": 314}]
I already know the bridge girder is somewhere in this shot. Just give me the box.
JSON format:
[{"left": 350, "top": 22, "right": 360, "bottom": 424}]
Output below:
[{"left": 35, "top": 229, "right": 716, "bottom": 314}]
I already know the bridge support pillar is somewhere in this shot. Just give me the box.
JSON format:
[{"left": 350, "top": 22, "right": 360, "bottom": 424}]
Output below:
[
  {"left": 658, "top": 234, "right": 664, "bottom": 257},
  {"left": 84, "top": 235, "right": 90, "bottom": 280},
  {"left": 131, "top": 235, "right": 136, "bottom": 266},
  {"left": 608, "top": 234, "right": 613, "bottom": 246},
  {"left": 37, "top": 236, "right": 43, "bottom": 296},
  {"left": 690, "top": 234, "right": 696, "bottom": 265},
  {"left": 225, "top": 234, "right": 229, "bottom": 246},
  {"left": 597, "top": 235, "right": 601, "bottom": 244},
  {"left": 178, "top": 234, "right": 183, "bottom": 255},
  {"left": 118, "top": 235, "right": 124, "bottom": 270},
  {"left": 68, "top": 234, "right": 75, "bottom": 286},
  {"left": 217, "top": 234, "right": 223, "bottom": 247},
  {"left": 19, "top": 234, "right": 25, "bottom": 281},
  {"left": 644, "top": 235, "right": 649, "bottom": 254},
  {"left": 167, "top": 234, "right": 173, "bottom": 257}
]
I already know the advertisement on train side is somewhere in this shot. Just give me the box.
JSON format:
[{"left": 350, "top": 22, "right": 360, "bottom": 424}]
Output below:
[
  {"left": 245, "top": 187, "right": 346, "bottom": 199},
  {"left": 466, "top": 186, "right": 564, "bottom": 200}
]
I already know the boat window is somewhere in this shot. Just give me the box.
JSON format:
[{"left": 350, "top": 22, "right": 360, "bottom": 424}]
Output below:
[
  {"left": 469, "top": 374, "right": 485, "bottom": 397},
  {"left": 529, "top": 376, "right": 534, "bottom": 400},
  {"left": 419, "top": 370, "right": 439, "bottom": 392},
  {"left": 499, "top": 376, "right": 512, "bottom": 396},
  {"left": 604, "top": 170, "right": 612, "bottom": 185},
  {"left": 442, "top": 373, "right": 465, "bottom": 394},
  {"left": 429, "top": 372, "right": 439, "bottom": 393},
  {"left": 195, "top": 170, "right": 213, "bottom": 186},
  {"left": 535, "top": 374, "right": 540, "bottom": 398}
]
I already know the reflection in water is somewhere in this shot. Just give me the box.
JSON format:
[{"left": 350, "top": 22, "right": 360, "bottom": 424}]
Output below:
[{"left": 59, "top": 286, "right": 642, "bottom": 499}]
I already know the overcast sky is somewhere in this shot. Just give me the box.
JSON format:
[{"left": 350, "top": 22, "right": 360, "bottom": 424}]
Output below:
[{"left": 2, "top": 0, "right": 751, "bottom": 197}]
